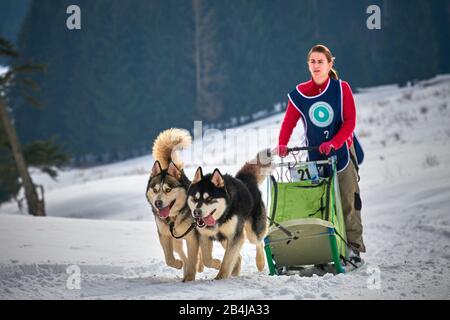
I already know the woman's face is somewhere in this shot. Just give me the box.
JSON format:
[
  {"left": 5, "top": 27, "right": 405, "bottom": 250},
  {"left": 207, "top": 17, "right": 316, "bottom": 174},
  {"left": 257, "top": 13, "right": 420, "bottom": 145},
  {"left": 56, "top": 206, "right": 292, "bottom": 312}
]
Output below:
[{"left": 308, "top": 51, "right": 332, "bottom": 80}]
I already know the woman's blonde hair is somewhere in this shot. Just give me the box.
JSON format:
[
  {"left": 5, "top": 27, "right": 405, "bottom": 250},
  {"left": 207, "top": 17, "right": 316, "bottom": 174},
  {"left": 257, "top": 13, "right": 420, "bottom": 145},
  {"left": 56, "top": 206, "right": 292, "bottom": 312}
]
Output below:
[{"left": 307, "top": 44, "right": 338, "bottom": 80}]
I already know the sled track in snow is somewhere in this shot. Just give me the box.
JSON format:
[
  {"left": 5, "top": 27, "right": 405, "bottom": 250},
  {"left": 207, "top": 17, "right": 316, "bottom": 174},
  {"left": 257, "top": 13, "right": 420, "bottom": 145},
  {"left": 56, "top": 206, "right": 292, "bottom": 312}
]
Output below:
[
  {"left": 0, "top": 263, "right": 191, "bottom": 299},
  {"left": 0, "top": 262, "right": 367, "bottom": 300}
]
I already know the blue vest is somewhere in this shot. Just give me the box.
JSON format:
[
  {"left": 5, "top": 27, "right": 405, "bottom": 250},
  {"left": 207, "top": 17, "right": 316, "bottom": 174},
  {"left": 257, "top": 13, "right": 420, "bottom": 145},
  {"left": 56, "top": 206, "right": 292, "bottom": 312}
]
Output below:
[{"left": 288, "top": 78, "right": 364, "bottom": 173}]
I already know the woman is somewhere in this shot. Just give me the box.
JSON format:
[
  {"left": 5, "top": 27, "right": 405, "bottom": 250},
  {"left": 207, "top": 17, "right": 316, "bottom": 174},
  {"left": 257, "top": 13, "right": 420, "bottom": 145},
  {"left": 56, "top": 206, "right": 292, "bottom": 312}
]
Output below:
[{"left": 274, "top": 44, "right": 366, "bottom": 261}]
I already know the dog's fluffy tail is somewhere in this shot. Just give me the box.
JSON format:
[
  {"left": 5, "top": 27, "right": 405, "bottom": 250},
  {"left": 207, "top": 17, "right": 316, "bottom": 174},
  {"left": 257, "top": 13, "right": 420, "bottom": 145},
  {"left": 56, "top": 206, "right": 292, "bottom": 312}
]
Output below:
[
  {"left": 236, "top": 148, "right": 273, "bottom": 185},
  {"left": 152, "top": 128, "right": 192, "bottom": 169}
]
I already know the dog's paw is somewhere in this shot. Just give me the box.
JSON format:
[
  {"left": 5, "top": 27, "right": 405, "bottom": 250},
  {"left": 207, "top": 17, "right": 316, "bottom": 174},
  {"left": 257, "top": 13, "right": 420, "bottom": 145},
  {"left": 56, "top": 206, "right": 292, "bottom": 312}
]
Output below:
[
  {"left": 197, "top": 263, "right": 204, "bottom": 273},
  {"left": 169, "top": 259, "right": 183, "bottom": 270},
  {"left": 182, "top": 273, "right": 195, "bottom": 282},
  {"left": 256, "top": 260, "right": 265, "bottom": 272},
  {"left": 214, "top": 272, "right": 230, "bottom": 280},
  {"left": 202, "top": 258, "right": 221, "bottom": 269},
  {"left": 175, "top": 259, "right": 184, "bottom": 269},
  {"left": 211, "top": 259, "right": 221, "bottom": 270}
]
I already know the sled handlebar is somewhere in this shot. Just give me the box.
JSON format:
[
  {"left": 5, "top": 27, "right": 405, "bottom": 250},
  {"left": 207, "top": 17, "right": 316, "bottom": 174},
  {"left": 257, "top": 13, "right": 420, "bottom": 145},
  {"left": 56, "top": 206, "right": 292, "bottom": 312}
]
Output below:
[{"left": 287, "top": 146, "right": 319, "bottom": 153}]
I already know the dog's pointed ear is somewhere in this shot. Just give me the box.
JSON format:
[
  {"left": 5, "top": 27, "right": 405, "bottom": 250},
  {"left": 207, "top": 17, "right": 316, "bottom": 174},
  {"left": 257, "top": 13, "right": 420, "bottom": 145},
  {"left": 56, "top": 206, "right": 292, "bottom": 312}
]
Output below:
[
  {"left": 211, "top": 169, "right": 225, "bottom": 188},
  {"left": 151, "top": 160, "right": 162, "bottom": 177},
  {"left": 167, "top": 161, "right": 181, "bottom": 179},
  {"left": 192, "top": 167, "right": 203, "bottom": 184}
]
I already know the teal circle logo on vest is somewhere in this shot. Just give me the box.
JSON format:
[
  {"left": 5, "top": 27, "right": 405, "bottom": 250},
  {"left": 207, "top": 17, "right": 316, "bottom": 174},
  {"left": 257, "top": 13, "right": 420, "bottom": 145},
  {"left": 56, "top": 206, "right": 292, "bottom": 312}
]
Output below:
[{"left": 309, "top": 101, "right": 334, "bottom": 127}]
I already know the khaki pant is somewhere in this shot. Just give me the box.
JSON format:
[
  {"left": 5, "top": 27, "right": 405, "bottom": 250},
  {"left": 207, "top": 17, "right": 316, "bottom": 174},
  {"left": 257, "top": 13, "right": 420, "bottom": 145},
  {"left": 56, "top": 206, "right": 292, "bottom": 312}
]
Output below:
[{"left": 337, "top": 145, "right": 366, "bottom": 253}]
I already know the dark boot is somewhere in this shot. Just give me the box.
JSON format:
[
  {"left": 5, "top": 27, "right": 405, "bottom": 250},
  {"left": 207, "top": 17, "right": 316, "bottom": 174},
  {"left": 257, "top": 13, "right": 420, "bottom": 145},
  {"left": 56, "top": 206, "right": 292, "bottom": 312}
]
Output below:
[{"left": 349, "top": 249, "right": 361, "bottom": 263}]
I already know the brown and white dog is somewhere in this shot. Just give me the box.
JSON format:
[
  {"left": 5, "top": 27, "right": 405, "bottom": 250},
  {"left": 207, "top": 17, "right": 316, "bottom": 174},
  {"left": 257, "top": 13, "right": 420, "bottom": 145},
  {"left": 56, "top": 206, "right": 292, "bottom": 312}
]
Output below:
[{"left": 145, "top": 129, "right": 220, "bottom": 282}]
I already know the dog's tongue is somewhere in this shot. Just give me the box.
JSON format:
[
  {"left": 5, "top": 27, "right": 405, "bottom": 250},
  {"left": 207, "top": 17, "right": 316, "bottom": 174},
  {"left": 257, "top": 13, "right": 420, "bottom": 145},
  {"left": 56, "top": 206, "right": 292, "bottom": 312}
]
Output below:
[
  {"left": 203, "top": 214, "right": 216, "bottom": 226},
  {"left": 159, "top": 206, "right": 170, "bottom": 218}
]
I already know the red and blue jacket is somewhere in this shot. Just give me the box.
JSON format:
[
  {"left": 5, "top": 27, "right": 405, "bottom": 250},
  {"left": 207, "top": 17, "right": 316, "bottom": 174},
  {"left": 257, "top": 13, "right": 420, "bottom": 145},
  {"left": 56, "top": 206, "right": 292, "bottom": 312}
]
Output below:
[{"left": 279, "top": 77, "right": 364, "bottom": 172}]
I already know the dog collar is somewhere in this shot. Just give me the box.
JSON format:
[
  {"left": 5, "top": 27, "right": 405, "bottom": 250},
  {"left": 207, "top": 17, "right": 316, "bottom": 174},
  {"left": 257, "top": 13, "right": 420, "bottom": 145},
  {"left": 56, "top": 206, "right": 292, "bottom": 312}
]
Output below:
[{"left": 169, "top": 221, "right": 196, "bottom": 239}]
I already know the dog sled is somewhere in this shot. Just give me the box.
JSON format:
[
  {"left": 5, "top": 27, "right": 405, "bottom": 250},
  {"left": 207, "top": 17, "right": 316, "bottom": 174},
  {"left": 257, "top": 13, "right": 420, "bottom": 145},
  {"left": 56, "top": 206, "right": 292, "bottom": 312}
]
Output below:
[{"left": 264, "top": 146, "right": 363, "bottom": 276}]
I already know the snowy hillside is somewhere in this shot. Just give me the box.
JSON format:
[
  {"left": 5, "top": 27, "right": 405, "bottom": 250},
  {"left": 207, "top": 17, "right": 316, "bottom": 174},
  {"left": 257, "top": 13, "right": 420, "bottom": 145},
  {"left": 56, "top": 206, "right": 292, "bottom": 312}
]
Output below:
[{"left": 1, "top": 75, "right": 450, "bottom": 299}]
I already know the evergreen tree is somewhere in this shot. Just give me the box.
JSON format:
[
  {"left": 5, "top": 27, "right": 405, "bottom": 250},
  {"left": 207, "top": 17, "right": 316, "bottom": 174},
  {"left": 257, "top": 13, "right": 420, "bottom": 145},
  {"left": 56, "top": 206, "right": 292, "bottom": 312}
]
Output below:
[{"left": 0, "top": 37, "right": 69, "bottom": 213}]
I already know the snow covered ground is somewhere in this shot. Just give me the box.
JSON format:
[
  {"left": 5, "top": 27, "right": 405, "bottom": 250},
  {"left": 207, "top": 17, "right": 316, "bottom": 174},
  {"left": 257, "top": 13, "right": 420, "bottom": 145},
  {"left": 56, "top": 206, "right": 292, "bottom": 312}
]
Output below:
[{"left": 1, "top": 75, "right": 450, "bottom": 299}]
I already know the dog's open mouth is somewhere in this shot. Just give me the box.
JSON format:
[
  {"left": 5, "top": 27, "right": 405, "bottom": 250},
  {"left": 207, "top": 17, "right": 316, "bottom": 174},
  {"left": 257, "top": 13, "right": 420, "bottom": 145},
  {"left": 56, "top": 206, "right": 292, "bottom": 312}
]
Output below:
[
  {"left": 157, "top": 199, "right": 176, "bottom": 218},
  {"left": 195, "top": 209, "right": 217, "bottom": 228}
]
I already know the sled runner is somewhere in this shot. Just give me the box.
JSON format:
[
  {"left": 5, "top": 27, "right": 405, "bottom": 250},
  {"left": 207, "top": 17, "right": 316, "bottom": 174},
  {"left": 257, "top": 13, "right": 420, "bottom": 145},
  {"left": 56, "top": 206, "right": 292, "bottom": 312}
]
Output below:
[{"left": 264, "top": 146, "right": 363, "bottom": 276}]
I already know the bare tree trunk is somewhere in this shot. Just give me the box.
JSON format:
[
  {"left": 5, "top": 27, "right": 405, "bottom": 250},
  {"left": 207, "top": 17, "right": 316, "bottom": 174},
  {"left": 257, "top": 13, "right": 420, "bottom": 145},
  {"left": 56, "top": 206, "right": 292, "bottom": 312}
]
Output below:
[{"left": 0, "top": 95, "right": 45, "bottom": 216}]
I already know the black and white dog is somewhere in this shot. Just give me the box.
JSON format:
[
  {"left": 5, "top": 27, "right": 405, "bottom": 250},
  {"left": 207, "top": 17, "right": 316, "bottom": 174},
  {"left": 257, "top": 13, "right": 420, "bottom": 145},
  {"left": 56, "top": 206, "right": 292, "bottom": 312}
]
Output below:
[{"left": 187, "top": 150, "right": 271, "bottom": 279}]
